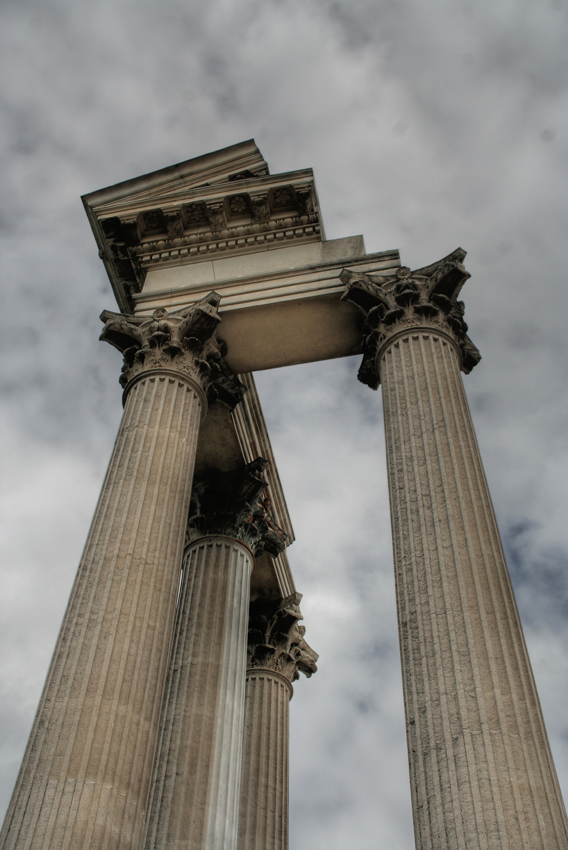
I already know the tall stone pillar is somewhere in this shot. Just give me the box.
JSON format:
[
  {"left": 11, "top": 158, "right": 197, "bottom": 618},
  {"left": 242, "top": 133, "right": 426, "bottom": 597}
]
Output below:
[
  {"left": 144, "top": 460, "right": 286, "bottom": 850},
  {"left": 0, "top": 295, "right": 239, "bottom": 850},
  {"left": 237, "top": 594, "right": 318, "bottom": 850},
  {"left": 342, "top": 251, "right": 568, "bottom": 850}
]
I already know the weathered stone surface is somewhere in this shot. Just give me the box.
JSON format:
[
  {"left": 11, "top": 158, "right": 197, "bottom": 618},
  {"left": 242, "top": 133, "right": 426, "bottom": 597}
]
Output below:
[
  {"left": 144, "top": 537, "right": 253, "bottom": 850},
  {"left": 100, "top": 292, "right": 244, "bottom": 409},
  {"left": 187, "top": 459, "right": 287, "bottom": 556},
  {"left": 144, "top": 461, "right": 285, "bottom": 850},
  {"left": 237, "top": 595, "right": 317, "bottom": 850},
  {"left": 0, "top": 304, "right": 221, "bottom": 848},
  {"left": 341, "top": 248, "right": 480, "bottom": 389},
  {"left": 84, "top": 140, "right": 403, "bottom": 373},
  {"left": 343, "top": 251, "right": 568, "bottom": 848},
  {"left": 246, "top": 593, "right": 318, "bottom": 684},
  {"left": 193, "top": 372, "right": 297, "bottom": 601}
]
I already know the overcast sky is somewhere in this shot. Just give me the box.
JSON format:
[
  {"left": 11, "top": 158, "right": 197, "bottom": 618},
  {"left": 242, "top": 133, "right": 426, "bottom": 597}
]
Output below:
[{"left": 1, "top": 0, "right": 568, "bottom": 847}]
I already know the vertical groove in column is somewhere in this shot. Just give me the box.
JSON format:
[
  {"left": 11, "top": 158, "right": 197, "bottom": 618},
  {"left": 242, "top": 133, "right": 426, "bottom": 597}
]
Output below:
[
  {"left": 144, "top": 537, "right": 253, "bottom": 850},
  {"left": 0, "top": 377, "right": 204, "bottom": 850},
  {"left": 237, "top": 673, "right": 290, "bottom": 850},
  {"left": 381, "top": 332, "right": 568, "bottom": 849}
]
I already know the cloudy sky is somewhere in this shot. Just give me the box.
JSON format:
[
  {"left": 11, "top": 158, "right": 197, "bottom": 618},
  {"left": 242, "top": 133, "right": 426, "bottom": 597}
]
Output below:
[{"left": 1, "top": 0, "right": 568, "bottom": 847}]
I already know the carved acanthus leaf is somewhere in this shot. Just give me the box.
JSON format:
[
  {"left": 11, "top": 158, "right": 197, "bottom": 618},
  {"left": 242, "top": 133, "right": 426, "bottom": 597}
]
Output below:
[
  {"left": 100, "top": 293, "right": 243, "bottom": 400},
  {"left": 247, "top": 593, "right": 318, "bottom": 684},
  {"left": 187, "top": 459, "right": 287, "bottom": 555},
  {"left": 340, "top": 248, "right": 481, "bottom": 389}
]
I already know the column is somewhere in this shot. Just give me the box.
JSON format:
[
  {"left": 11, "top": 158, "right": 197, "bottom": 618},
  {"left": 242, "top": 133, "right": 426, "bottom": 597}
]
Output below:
[
  {"left": 144, "top": 460, "right": 287, "bottom": 850},
  {"left": 237, "top": 594, "right": 318, "bottom": 850},
  {"left": 342, "top": 250, "right": 568, "bottom": 850},
  {"left": 0, "top": 295, "right": 241, "bottom": 850}
]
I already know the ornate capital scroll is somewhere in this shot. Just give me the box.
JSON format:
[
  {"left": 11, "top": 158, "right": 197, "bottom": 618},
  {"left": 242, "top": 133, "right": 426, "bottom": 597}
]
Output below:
[
  {"left": 100, "top": 292, "right": 245, "bottom": 407},
  {"left": 247, "top": 593, "right": 318, "bottom": 685},
  {"left": 340, "top": 248, "right": 481, "bottom": 389},
  {"left": 187, "top": 459, "right": 287, "bottom": 556}
]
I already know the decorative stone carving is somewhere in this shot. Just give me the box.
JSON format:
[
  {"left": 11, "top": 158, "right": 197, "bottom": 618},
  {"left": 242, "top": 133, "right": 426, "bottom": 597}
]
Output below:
[
  {"left": 138, "top": 208, "right": 167, "bottom": 237},
  {"left": 227, "top": 194, "right": 250, "bottom": 217},
  {"left": 164, "top": 210, "right": 183, "bottom": 238},
  {"left": 187, "top": 458, "right": 287, "bottom": 556},
  {"left": 271, "top": 187, "right": 295, "bottom": 210},
  {"left": 250, "top": 191, "right": 271, "bottom": 222},
  {"left": 294, "top": 185, "right": 314, "bottom": 215},
  {"left": 100, "top": 215, "right": 145, "bottom": 296},
  {"left": 205, "top": 201, "right": 227, "bottom": 230},
  {"left": 238, "top": 593, "right": 316, "bottom": 850},
  {"left": 93, "top": 184, "right": 322, "bottom": 311},
  {"left": 340, "top": 248, "right": 481, "bottom": 389},
  {"left": 182, "top": 201, "right": 209, "bottom": 227},
  {"left": 247, "top": 593, "right": 318, "bottom": 684},
  {"left": 100, "top": 293, "right": 244, "bottom": 408}
]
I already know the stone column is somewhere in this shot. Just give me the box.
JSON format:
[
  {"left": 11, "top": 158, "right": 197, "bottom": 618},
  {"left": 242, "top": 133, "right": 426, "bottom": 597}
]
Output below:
[
  {"left": 0, "top": 295, "right": 243, "bottom": 850},
  {"left": 237, "top": 594, "right": 318, "bottom": 850},
  {"left": 144, "top": 460, "right": 287, "bottom": 850},
  {"left": 342, "top": 250, "right": 568, "bottom": 850}
]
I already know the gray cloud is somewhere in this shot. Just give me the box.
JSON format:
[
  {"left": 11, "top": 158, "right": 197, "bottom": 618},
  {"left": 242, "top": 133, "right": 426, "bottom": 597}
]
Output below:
[{"left": 1, "top": 0, "right": 568, "bottom": 846}]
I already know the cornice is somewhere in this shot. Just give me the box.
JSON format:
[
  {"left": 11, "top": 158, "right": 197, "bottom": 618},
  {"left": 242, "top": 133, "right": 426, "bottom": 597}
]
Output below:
[
  {"left": 93, "top": 169, "right": 315, "bottom": 218},
  {"left": 82, "top": 139, "right": 267, "bottom": 207},
  {"left": 134, "top": 213, "right": 321, "bottom": 273},
  {"left": 84, "top": 154, "right": 324, "bottom": 314}
]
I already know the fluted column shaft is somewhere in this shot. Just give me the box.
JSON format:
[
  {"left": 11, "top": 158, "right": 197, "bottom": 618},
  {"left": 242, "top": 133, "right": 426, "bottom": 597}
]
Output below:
[
  {"left": 237, "top": 594, "right": 317, "bottom": 850},
  {"left": 0, "top": 372, "right": 205, "bottom": 850},
  {"left": 380, "top": 328, "right": 568, "bottom": 849},
  {"left": 144, "top": 536, "right": 253, "bottom": 850},
  {"left": 237, "top": 671, "right": 292, "bottom": 850}
]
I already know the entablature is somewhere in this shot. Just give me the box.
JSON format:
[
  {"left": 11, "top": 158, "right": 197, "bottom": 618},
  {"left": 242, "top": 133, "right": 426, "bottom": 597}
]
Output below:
[{"left": 83, "top": 141, "right": 324, "bottom": 313}]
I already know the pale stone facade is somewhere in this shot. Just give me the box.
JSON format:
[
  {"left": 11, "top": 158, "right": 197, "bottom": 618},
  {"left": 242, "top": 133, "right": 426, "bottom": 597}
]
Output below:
[{"left": 2, "top": 140, "right": 566, "bottom": 850}]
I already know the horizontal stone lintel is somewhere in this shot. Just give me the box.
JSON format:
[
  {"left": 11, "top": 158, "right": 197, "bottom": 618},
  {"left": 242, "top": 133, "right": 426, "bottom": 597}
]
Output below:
[{"left": 134, "top": 241, "right": 400, "bottom": 372}]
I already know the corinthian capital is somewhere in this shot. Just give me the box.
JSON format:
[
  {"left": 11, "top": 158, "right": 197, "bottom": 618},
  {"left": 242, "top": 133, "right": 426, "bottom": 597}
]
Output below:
[
  {"left": 187, "top": 459, "right": 287, "bottom": 556},
  {"left": 247, "top": 593, "right": 318, "bottom": 685},
  {"left": 100, "top": 292, "right": 244, "bottom": 406},
  {"left": 340, "top": 248, "right": 481, "bottom": 389}
]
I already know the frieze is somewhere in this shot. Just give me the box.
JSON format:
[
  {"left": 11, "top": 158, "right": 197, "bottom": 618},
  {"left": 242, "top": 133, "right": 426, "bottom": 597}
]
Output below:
[
  {"left": 136, "top": 218, "right": 320, "bottom": 268},
  {"left": 340, "top": 248, "right": 481, "bottom": 389},
  {"left": 96, "top": 182, "right": 321, "bottom": 309}
]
